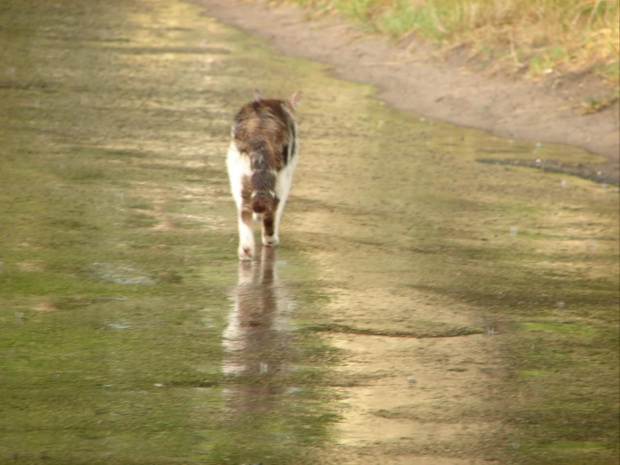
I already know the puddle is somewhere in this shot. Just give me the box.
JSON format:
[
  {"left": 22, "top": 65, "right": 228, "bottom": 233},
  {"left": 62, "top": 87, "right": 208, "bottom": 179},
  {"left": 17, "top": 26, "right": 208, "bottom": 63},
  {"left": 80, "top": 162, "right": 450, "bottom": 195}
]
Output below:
[
  {"left": 90, "top": 263, "right": 159, "bottom": 286},
  {"left": 211, "top": 248, "right": 337, "bottom": 463},
  {"left": 223, "top": 247, "right": 291, "bottom": 377},
  {"left": 0, "top": 0, "right": 618, "bottom": 464}
]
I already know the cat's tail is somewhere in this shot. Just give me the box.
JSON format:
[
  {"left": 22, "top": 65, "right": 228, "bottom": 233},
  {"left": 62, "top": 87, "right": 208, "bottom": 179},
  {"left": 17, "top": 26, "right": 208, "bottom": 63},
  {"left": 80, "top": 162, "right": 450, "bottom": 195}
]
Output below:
[{"left": 250, "top": 153, "right": 277, "bottom": 214}]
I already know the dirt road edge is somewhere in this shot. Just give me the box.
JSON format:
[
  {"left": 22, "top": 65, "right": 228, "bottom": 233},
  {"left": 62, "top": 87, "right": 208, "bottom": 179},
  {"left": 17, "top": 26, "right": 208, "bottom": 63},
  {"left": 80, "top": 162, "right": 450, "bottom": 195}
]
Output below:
[{"left": 195, "top": 0, "right": 619, "bottom": 184}]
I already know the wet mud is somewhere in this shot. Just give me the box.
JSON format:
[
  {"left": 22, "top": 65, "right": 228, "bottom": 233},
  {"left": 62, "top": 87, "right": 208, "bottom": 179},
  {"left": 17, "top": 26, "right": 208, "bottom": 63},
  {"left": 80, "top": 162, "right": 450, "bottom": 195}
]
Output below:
[{"left": 1, "top": 0, "right": 618, "bottom": 464}]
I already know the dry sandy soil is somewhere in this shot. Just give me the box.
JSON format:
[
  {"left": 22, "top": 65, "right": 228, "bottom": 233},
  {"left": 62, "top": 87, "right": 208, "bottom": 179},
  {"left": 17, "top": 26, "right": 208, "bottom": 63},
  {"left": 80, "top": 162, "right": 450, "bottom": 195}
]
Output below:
[{"left": 195, "top": 0, "right": 619, "bottom": 184}]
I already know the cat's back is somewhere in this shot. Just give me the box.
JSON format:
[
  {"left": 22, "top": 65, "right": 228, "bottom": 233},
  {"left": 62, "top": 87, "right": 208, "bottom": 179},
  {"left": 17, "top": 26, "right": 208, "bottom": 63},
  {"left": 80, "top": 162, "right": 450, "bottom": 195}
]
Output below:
[{"left": 233, "top": 98, "right": 294, "bottom": 151}]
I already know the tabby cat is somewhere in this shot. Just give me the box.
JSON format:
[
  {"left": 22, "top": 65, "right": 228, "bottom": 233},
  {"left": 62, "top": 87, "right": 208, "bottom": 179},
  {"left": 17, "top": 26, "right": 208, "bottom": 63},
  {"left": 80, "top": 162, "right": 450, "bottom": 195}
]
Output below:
[{"left": 226, "top": 90, "right": 301, "bottom": 260}]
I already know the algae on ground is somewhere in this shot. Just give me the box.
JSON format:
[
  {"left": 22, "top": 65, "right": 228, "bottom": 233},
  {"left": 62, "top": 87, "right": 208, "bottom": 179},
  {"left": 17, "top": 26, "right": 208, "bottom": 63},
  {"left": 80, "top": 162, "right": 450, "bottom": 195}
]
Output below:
[
  {"left": 0, "top": 1, "right": 338, "bottom": 463},
  {"left": 1, "top": 0, "right": 618, "bottom": 464}
]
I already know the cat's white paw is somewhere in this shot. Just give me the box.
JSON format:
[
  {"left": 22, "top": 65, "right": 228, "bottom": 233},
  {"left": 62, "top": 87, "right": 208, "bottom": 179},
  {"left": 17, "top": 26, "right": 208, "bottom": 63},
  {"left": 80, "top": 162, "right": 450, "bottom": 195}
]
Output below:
[
  {"left": 262, "top": 235, "right": 279, "bottom": 247},
  {"left": 238, "top": 243, "right": 255, "bottom": 260}
]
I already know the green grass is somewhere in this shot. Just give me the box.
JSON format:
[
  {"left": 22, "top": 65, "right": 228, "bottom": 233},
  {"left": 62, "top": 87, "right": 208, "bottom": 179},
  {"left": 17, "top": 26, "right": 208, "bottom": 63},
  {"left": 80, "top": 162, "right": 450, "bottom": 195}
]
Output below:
[{"left": 281, "top": 0, "right": 619, "bottom": 102}]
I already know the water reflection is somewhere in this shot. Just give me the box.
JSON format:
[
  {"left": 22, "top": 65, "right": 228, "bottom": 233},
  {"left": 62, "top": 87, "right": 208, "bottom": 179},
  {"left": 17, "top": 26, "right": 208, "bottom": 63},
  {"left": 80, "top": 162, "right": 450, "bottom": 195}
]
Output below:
[
  {"left": 223, "top": 246, "right": 291, "bottom": 407},
  {"left": 214, "top": 246, "right": 340, "bottom": 463}
]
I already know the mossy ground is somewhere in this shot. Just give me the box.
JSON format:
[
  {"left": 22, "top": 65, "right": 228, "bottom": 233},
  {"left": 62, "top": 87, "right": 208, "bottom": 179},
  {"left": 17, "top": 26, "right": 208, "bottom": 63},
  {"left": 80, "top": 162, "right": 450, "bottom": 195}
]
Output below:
[
  {"left": 0, "top": 0, "right": 618, "bottom": 464},
  {"left": 0, "top": 1, "right": 336, "bottom": 463}
]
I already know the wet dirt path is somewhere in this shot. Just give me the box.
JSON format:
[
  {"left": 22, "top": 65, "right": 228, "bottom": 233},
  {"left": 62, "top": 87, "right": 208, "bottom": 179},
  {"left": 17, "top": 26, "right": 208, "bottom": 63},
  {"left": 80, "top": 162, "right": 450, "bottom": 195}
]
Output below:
[{"left": 1, "top": 1, "right": 618, "bottom": 464}]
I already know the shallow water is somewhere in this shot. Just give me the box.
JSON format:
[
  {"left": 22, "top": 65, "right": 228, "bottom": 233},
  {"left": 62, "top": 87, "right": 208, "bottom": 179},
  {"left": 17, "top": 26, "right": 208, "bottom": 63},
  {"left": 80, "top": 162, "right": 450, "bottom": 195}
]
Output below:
[{"left": 1, "top": 0, "right": 618, "bottom": 464}]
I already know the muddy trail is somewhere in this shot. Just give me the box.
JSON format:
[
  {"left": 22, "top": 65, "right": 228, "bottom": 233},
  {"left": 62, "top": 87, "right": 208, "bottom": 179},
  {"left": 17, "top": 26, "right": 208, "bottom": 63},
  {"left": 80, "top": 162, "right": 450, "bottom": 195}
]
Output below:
[{"left": 0, "top": 1, "right": 618, "bottom": 464}]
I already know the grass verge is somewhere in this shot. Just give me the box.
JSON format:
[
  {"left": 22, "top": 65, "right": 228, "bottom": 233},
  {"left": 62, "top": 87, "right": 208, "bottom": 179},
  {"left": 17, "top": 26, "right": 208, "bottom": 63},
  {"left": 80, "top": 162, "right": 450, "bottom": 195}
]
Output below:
[{"left": 276, "top": 0, "right": 619, "bottom": 109}]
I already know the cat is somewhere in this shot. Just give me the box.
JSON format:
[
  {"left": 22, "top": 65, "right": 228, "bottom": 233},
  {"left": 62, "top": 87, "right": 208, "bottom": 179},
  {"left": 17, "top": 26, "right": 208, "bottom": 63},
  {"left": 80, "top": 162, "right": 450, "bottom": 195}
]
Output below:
[{"left": 226, "top": 89, "right": 301, "bottom": 260}]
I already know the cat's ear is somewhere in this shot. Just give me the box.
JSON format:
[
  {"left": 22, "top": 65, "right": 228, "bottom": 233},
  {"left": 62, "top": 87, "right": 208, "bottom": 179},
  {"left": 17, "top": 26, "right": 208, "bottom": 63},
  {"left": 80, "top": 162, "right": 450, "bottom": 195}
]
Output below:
[
  {"left": 290, "top": 91, "right": 301, "bottom": 109},
  {"left": 253, "top": 89, "right": 263, "bottom": 102}
]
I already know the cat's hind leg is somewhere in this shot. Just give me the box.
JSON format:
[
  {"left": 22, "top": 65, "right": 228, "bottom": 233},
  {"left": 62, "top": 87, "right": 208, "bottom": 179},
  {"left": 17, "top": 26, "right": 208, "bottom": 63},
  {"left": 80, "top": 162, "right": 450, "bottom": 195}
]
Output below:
[
  {"left": 268, "top": 160, "right": 296, "bottom": 247},
  {"left": 262, "top": 198, "right": 280, "bottom": 247},
  {"left": 238, "top": 203, "right": 255, "bottom": 260},
  {"left": 227, "top": 143, "right": 255, "bottom": 260}
]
